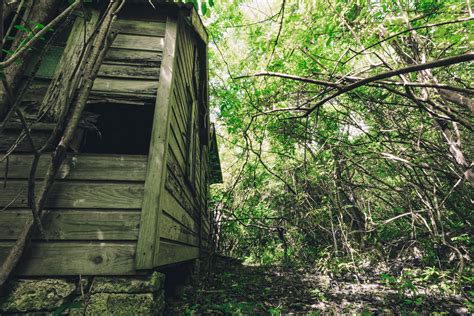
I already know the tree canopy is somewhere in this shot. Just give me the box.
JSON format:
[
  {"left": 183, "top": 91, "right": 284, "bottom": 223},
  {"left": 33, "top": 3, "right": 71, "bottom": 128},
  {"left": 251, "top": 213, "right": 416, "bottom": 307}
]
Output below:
[{"left": 207, "top": 0, "right": 473, "bottom": 291}]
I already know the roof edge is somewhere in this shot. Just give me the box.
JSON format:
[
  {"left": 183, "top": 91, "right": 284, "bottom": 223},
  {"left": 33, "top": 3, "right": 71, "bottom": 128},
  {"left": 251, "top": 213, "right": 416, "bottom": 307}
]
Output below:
[{"left": 129, "top": 1, "right": 208, "bottom": 44}]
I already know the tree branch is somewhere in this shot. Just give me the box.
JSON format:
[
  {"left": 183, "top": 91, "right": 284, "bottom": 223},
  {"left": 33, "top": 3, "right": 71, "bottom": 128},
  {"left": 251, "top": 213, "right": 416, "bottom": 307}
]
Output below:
[
  {"left": 304, "top": 52, "right": 474, "bottom": 115},
  {"left": 0, "top": 0, "right": 80, "bottom": 68}
]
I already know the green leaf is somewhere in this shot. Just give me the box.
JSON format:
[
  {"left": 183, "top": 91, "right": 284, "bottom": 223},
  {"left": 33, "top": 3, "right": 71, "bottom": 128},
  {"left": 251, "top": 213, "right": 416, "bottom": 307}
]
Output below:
[
  {"left": 2, "top": 49, "right": 14, "bottom": 56},
  {"left": 14, "top": 24, "right": 29, "bottom": 32},
  {"left": 201, "top": 1, "right": 208, "bottom": 15}
]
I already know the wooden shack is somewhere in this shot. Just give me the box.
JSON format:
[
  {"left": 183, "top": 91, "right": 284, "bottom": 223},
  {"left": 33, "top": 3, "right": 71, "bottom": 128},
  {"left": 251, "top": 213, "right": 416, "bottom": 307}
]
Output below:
[{"left": 0, "top": 1, "right": 219, "bottom": 276}]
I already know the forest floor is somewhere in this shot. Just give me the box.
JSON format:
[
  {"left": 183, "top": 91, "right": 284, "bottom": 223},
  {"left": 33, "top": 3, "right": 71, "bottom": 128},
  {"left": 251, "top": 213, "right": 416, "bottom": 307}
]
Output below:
[{"left": 165, "top": 256, "right": 471, "bottom": 315}]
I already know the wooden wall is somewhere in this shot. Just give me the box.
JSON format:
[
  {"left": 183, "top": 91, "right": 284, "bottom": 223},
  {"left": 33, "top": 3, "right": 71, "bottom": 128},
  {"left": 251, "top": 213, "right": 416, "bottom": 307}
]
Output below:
[
  {"left": 161, "top": 16, "right": 211, "bottom": 263},
  {"left": 0, "top": 6, "right": 212, "bottom": 276},
  {"left": 0, "top": 154, "right": 146, "bottom": 275},
  {"left": 91, "top": 18, "right": 165, "bottom": 102},
  {"left": 22, "top": 13, "right": 165, "bottom": 106}
]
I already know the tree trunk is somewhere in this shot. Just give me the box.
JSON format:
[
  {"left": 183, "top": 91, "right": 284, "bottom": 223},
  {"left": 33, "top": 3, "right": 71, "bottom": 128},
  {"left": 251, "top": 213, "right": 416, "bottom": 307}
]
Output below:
[{"left": 0, "top": 0, "right": 62, "bottom": 118}]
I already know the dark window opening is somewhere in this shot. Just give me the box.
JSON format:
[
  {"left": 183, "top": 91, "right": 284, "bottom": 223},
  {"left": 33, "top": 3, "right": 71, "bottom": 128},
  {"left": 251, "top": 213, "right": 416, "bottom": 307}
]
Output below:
[{"left": 80, "top": 103, "right": 154, "bottom": 155}]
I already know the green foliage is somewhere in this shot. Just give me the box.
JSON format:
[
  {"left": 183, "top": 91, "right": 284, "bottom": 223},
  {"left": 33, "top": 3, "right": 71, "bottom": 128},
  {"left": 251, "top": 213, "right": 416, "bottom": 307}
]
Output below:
[
  {"left": 206, "top": 2, "right": 473, "bottom": 306},
  {"left": 185, "top": 0, "right": 215, "bottom": 16}
]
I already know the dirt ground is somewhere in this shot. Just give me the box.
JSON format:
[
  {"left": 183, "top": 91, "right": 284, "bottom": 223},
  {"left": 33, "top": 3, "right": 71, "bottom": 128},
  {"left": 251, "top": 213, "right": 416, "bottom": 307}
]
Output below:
[{"left": 165, "top": 256, "right": 470, "bottom": 315}]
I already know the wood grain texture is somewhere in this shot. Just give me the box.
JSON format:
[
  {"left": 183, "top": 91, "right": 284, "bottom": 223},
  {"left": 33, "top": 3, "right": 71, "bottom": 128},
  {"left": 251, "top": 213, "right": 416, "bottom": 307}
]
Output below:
[
  {"left": 172, "top": 78, "right": 189, "bottom": 130},
  {"left": 39, "top": 9, "right": 100, "bottom": 120},
  {"left": 92, "top": 77, "right": 158, "bottom": 95},
  {"left": 112, "top": 34, "right": 164, "bottom": 52},
  {"left": 136, "top": 17, "right": 178, "bottom": 269},
  {"left": 0, "top": 181, "right": 144, "bottom": 209},
  {"left": 114, "top": 19, "right": 166, "bottom": 37},
  {"left": 0, "top": 242, "right": 137, "bottom": 275},
  {"left": 171, "top": 97, "right": 188, "bottom": 141},
  {"left": 0, "top": 210, "right": 140, "bottom": 240},
  {"left": 189, "top": 8, "right": 208, "bottom": 44},
  {"left": 162, "top": 188, "right": 198, "bottom": 233},
  {"left": 166, "top": 148, "right": 199, "bottom": 217},
  {"left": 170, "top": 19, "right": 212, "bottom": 257},
  {"left": 98, "top": 62, "right": 160, "bottom": 80},
  {"left": 1, "top": 154, "right": 147, "bottom": 181},
  {"left": 165, "top": 164, "right": 198, "bottom": 222},
  {"left": 161, "top": 212, "right": 199, "bottom": 246},
  {"left": 168, "top": 123, "right": 186, "bottom": 172},
  {"left": 0, "top": 130, "right": 52, "bottom": 153},
  {"left": 105, "top": 48, "right": 162, "bottom": 66},
  {"left": 156, "top": 240, "right": 199, "bottom": 266}
]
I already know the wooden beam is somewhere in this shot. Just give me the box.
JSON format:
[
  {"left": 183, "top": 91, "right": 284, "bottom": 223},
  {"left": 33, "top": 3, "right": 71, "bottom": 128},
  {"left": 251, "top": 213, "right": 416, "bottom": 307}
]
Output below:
[
  {"left": 105, "top": 48, "right": 162, "bottom": 65},
  {"left": 39, "top": 9, "right": 100, "bottom": 120},
  {"left": 0, "top": 181, "right": 144, "bottom": 209},
  {"left": 0, "top": 210, "right": 140, "bottom": 241},
  {"left": 98, "top": 63, "right": 161, "bottom": 80},
  {"left": 1, "top": 154, "right": 147, "bottom": 181},
  {"left": 0, "top": 242, "right": 137, "bottom": 276},
  {"left": 136, "top": 16, "right": 179, "bottom": 269},
  {"left": 161, "top": 212, "right": 199, "bottom": 246},
  {"left": 112, "top": 34, "right": 164, "bottom": 52},
  {"left": 188, "top": 8, "right": 208, "bottom": 44},
  {"left": 162, "top": 188, "right": 199, "bottom": 233},
  {"left": 155, "top": 240, "right": 199, "bottom": 266},
  {"left": 92, "top": 77, "right": 159, "bottom": 95},
  {"left": 113, "top": 19, "right": 166, "bottom": 37}
]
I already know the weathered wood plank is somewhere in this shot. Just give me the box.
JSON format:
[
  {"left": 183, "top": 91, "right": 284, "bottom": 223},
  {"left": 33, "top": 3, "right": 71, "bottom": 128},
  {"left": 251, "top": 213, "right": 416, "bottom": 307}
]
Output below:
[
  {"left": 0, "top": 130, "right": 52, "bottom": 153},
  {"left": 0, "top": 210, "right": 140, "bottom": 240},
  {"left": 166, "top": 155, "right": 199, "bottom": 221},
  {"left": 162, "top": 188, "right": 198, "bottom": 233},
  {"left": 174, "top": 48, "right": 193, "bottom": 110},
  {"left": 114, "top": 19, "right": 166, "bottom": 37},
  {"left": 0, "top": 242, "right": 137, "bottom": 276},
  {"left": 168, "top": 144, "right": 198, "bottom": 207},
  {"left": 136, "top": 17, "right": 179, "bottom": 269},
  {"left": 202, "top": 218, "right": 210, "bottom": 232},
  {"left": 117, "top": 6, "right": 167, "bottom": 23},
  {"left": 105, "top": 48, "right": 162, "bottom": 66},
  {"left": 189, "top": 7, "right": 208, "bottom": 44},
  {"left": 39, "top": 9, "right": 100, "bottom": 119},
  {"left": 1, "top": 154, "right": 147, "bottom": 181},
  {"left": 177, "top": 25, "right": 195, "bottom": 89},
  {"left": 171, "top": 97, "right": 187, "bottom": 140},
  {"left": 172, "top": 81, "right": 189, "bottom": 133},
  {"left": 169, "top": 122, "right": 186, "bottom": 170},
  {"left": 98, "top": 63, "right": 160, "bottom": 80},
  {"left": 92, "top": 77, "right": 158, "bottom": 95},
  {"left": 112, "top": 34, "right": 164, "bottom": 52},
  {"left": 0, "top": 181, "right": 144, "bottom": 209},
  {"left": 156, "top": 240, "right": 199, "bottom": 266},
  {"left": 161, "top": 212, "right": 199, "bottom": 246}
]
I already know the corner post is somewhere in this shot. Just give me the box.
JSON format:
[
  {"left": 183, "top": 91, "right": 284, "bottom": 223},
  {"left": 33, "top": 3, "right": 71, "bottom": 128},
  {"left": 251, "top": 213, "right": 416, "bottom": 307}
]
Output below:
[{"left": 136, "top": 16, "right": 179, "bottom": 269}]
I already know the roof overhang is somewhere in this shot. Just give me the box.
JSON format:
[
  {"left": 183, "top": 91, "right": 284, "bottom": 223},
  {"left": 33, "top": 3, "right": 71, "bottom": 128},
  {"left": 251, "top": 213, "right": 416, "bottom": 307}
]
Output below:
[{"left": 123, "top": 0, "right": 208, "bottom": 43}]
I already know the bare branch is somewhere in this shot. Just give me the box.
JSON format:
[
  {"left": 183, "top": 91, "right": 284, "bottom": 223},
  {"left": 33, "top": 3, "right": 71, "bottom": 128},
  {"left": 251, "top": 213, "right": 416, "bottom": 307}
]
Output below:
[{"left": 304, "top": 52, "right": 474, "bottom": 115}]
